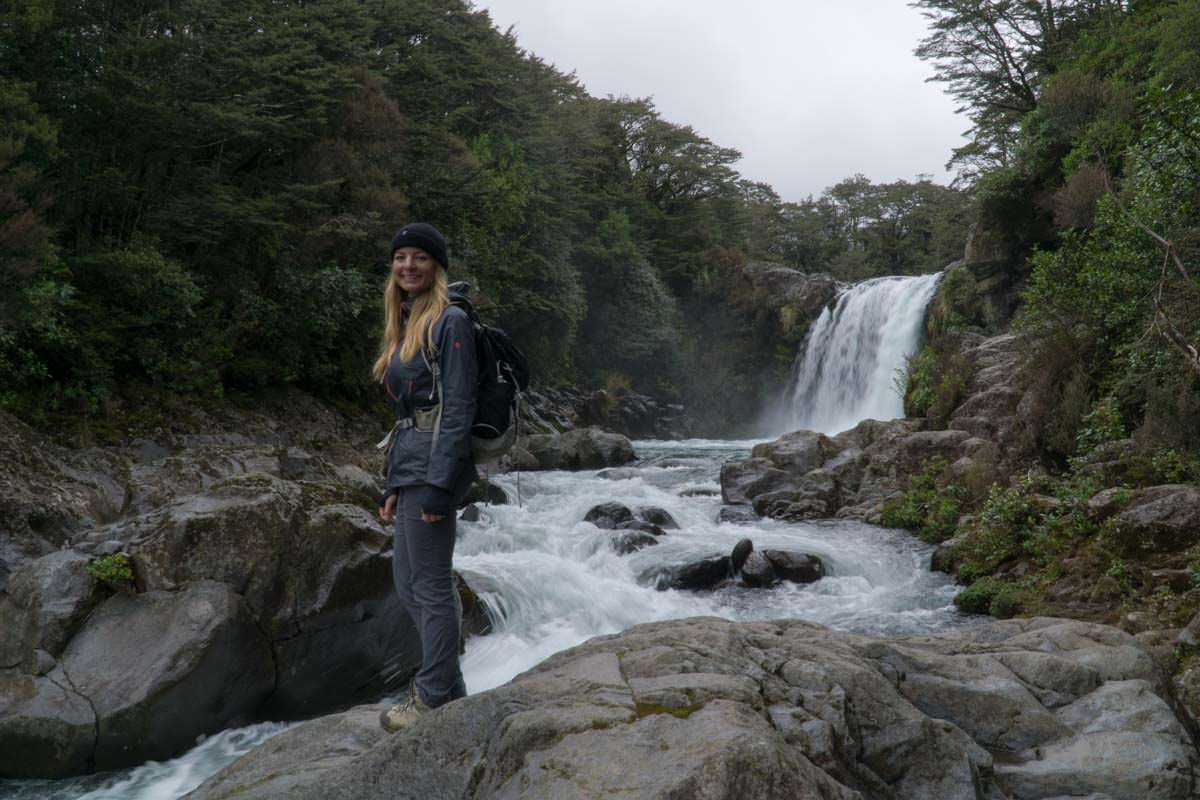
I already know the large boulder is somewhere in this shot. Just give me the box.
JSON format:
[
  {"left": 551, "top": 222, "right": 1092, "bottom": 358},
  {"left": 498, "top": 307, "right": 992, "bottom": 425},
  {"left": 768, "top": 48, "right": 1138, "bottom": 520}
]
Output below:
[
  {"left": 719, "top": 458, "right": 802, "bottom": 506},
  {"left": 187, "top": 616, "right": 1198, "bottom": 800},
  {"left": 522, "top": 427, "right": 637, "bottom": 470},
  {"left": 118, "top": 476, "right": 418, "bottom": 719},
  {"left": 1113, "top": 485, "right": 1200, "bottom": 554},
  {"left": 751, "top": 429, "right": 839, "bottom": 474},
  {"left": 0, "top": 581, "right": 275, "bottom": 777},
  {"left": 0, "top": 550, "right": 100, "bottom": 669}
]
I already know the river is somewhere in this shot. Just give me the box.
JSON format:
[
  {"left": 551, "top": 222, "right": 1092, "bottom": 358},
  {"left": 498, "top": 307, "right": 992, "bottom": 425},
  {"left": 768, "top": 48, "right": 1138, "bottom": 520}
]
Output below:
[{"left": 5, "top": 437, "right": 964, "bottom": 800}]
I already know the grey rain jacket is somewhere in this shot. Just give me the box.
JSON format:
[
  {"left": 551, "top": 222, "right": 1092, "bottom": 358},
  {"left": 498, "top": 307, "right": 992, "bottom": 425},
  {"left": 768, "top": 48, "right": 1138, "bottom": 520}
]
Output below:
[{"left": 383, "top": 303, "right": 478, "bottom": 501}]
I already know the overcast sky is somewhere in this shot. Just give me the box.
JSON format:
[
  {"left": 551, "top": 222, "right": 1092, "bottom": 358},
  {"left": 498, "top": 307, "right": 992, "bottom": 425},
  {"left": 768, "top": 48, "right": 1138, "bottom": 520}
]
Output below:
[{"left": 477, "top": 0, "right": 969, "bottom": 202}]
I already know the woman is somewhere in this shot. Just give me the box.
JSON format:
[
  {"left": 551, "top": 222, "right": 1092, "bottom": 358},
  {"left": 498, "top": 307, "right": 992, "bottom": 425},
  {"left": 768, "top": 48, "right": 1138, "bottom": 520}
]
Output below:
[{"left": 374, "top": 222, "right": 477, "bottom": 731}]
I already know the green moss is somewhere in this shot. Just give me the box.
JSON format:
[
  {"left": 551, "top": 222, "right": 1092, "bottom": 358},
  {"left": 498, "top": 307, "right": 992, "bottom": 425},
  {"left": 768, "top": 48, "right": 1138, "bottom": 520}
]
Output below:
[{"left": 634, "top": 702, "right": 705, "bottom": 720}]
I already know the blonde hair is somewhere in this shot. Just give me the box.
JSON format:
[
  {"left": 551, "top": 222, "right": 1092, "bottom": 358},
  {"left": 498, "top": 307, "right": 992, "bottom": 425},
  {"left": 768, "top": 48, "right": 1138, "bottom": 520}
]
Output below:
[{"left": 372, "top": 267, "right": 450, "bottom": 381}]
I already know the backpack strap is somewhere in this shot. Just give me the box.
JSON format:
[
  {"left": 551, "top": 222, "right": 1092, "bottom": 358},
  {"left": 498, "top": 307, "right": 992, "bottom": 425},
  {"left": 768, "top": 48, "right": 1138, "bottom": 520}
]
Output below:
[{"left": 421, "top": 345, "right": 444, "bottom": 451}]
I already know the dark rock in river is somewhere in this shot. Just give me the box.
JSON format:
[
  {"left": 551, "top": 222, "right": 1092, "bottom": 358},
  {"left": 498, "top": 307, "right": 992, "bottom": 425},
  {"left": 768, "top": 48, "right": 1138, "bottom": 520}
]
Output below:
[
  {"left": 637, "top": 506, "right": 678, "bottom": 529},
  {"left": 186, "top": 616, "right": 1198, "bottom": 800},
  {"left": 739, "top": 551, "right": 778, "bottom": 587},
  {"left": 730, "top": 538, "right": 753, "bottom": 573},
  {"left": 717, "top": 505, "right": 759, "bottom": 524},
  {"left": 615, "top": 519, "right": 666, "bottom": 537},
  {"left": 460, "top": 477, "right": 508, "bottom": 506},
  {"left": 584, "top": 502, "right": 634, "bottom": 529},
  {"left": 762, "top": 549, "right": 823, "bottom": 583},
  {"left": 652, "top": 556, "right": 733, "bottom": 591},
  {"left": 611, "top": 530, "right": 659, "bottom": 555}
]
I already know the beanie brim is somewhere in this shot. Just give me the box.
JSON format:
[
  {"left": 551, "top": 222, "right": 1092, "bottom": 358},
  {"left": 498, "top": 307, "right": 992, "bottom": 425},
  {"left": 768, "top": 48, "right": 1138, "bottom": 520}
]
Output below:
[{"left": 390, "top": 223, "right": 449, "bottom": 270}]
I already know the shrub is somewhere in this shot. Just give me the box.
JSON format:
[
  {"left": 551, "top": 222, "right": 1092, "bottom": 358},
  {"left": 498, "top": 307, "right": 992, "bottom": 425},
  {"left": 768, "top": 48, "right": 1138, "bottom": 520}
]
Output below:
[
  {"left": 87, "top": 553, "right": 134, "bottom": 586},
  {"left": 898, "top": 344, "right": 973, "bottom": 425},
  {"left": 954, "top": 577, "right": 1003, "bottom": 614},
  {"left": 880, "top": 457, "right": 968, "bottom": 544}
]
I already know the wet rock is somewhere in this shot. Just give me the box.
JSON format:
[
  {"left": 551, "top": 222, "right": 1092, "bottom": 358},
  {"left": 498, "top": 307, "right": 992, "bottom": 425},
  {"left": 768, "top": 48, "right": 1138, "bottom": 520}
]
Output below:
[
  {"left": 717, "top": 506, "right": 759, "bottom": 524},
  {"left": 611, "top": 531, "right": 659, "bottom": 555},
  {"left": 730, "top": 538, "right": 753, "bottom": 573},
  {"left": 680, "top": 487, "right": 719, "bottom": 497},
  {"left": 0, "top": 581, "right": 275, "bottom": 778},
  {"left": 752, "top": 430, "right": 839, "bottom": 472},
  {"left": 461, "top": 478, "right": 508, "bottom": 506},
  {"left": 931, "top": 532, "right": 967, "bottom": 576},
  {"left": 614, "top": 519, "right": 666, "bottom": 537},
  {"left": 583, "top": 502, "right": 634, "bottom": 529},
  {"left": 637, "top": 506, "right": 678, "bottom": 529},
  {"left": 453, "top": 572, "right": 493, "bottom": 642},
  {"left": 184, "top": 704, "right": 387, "bottom": 800},
  {"left": 740, "top": 552, "right": 778, "bottom": 587},
  {"left": 653, "top": 556, "right": 733, "bottom": 591},
  {"left": 0, "top": 665, "right": 97, "bottom": 778},
  {"left": 459, "top": 504, "right": 481, "bottom": 522},
  {"left": 762, "top": 550, "right": 824, "bottom": 584},
  {"left": 188, "top": 616, "right": 1198, "bottom": 800},
  {"left": 523, "top": 427, "right": 637, "bottom": 470},
  {"left": 719, "top": 458, "right": 802, "bottom": 506}
]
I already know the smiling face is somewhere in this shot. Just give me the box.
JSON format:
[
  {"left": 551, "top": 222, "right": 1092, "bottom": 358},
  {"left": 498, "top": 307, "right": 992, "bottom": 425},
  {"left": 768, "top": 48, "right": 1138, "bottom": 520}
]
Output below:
[{"left": 391, "top": 247, "right": 438, "bottom": 295}]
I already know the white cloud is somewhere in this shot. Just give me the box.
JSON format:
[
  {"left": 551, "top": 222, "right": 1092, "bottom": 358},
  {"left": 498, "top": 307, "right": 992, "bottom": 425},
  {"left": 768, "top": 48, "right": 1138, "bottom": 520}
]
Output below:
[{"left": 478, "top": 0, "right": 968, "bottom": 200}]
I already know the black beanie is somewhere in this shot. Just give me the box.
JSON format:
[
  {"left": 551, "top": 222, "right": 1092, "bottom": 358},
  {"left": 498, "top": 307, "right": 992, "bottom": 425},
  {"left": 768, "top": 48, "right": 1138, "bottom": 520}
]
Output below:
[{"left": 390, "top": 222, "right": 449, "bottom": 270}]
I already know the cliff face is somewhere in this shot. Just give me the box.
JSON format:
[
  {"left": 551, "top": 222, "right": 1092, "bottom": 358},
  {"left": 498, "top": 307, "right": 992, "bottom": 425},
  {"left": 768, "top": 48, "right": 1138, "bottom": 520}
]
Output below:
[{"left": 679, "top": 262, "right": 839, "bottom": 436}]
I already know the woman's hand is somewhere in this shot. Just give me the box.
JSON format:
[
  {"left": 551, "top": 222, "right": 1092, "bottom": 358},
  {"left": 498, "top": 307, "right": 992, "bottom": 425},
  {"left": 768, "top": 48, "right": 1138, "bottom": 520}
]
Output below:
[
  {"left": 379, "top": 492, "right": 397, "bottom": 523},
  {"left": 417, "top": 484, "right": 451, "bottom": 524}
]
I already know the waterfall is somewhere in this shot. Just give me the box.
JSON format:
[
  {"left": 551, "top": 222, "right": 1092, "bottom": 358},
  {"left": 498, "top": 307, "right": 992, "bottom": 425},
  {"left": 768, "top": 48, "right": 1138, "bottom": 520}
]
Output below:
[{"left": 774, "top": 272, "right": 942, "bottom": 436}]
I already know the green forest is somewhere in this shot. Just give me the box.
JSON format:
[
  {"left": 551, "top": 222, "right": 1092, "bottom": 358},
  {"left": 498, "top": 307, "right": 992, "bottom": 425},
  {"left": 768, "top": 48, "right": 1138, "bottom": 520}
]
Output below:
[
  {"left": 1, "top": 0, "right": 1198, "bottom": 452},
  {"left": 909, "top": 0, "right": 1200, "bottom": 459},
  {"left": 0, "top": 0, "right": 968, "bottom": 429}
]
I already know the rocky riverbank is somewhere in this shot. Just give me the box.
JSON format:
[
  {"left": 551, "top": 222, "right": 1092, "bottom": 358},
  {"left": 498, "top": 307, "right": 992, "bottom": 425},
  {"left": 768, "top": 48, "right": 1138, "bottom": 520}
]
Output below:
[
  {"left": 0, "top": 390, "right": 645, "bottom": 779},
  {"left": 185, "top": 615, "right": 1197, "bottom": 799}
]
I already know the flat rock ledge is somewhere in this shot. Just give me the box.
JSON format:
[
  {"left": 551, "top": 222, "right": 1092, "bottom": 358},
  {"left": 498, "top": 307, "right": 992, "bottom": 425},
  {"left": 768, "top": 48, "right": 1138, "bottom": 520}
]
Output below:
[{"left": 188, "top": 616, "right": 1198, "bottom": 800}]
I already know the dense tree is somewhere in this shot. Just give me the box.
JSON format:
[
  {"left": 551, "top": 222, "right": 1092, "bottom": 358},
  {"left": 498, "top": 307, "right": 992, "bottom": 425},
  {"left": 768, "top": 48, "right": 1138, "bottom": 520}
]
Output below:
[{"left": 0, "top": 0, "right": 967, "bottom": 427}]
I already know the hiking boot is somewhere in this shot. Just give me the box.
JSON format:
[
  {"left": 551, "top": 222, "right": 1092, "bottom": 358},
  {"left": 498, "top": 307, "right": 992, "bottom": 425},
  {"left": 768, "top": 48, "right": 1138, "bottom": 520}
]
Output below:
[{"left": 379, "top": 689, "right": 431, "bottom": 732}]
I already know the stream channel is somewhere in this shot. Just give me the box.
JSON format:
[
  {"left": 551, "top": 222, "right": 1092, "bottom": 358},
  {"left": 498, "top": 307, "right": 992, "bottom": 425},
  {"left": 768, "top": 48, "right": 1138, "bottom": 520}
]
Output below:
[
  {"left": 9, "top": 439, "right": 966, "bottom": 800},
  {"left": 5, "top": 273, "right": 963, "bottom": 799}
]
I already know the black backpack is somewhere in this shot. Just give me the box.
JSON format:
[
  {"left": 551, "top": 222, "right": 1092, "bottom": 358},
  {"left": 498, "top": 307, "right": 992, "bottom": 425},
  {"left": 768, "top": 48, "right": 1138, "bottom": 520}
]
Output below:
[{"left": 441, "top": 282, "right": 530, "bottom": 460}]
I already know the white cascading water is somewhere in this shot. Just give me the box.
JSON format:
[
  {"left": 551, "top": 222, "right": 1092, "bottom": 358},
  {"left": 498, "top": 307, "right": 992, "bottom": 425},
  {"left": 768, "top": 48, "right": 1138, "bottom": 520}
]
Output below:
[{"left": 774, "top": 272, "right": 942, "bottom": 436}]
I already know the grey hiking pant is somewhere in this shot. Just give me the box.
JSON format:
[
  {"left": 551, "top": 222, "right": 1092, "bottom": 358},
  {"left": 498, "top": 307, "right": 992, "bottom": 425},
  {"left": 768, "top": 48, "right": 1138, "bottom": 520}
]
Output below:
[{"left": 392, "top": 487, "right": 466, "bottom": 708}]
